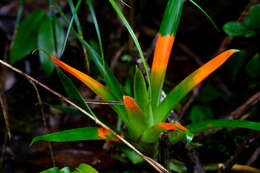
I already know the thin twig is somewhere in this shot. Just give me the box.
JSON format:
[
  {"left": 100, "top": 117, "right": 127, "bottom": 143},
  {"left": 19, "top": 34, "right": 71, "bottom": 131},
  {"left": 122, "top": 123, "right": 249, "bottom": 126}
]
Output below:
[
  {"left": 28, "top": 80, "right": 56, "bottom": 167},
  {"left": 0, "top": 95, "right": 11, "bottom": 140},
  {"left": 0, "top": 59, "right": 168, "bottom": 173},
  {"left": 226, "top": 91, "right": 260, "bottom": 119},
  {"left": 0, "top": 130, "right": 8, "bottom": 168},
  {"left": 177, "top": 85, "right": 201, "bottom": 121}
]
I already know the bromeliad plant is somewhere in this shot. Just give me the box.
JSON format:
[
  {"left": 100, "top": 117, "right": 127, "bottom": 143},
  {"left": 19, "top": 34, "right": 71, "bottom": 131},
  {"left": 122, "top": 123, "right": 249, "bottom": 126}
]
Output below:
[{"left": 31, "top": 0, "right": 260, "bottom": 167}]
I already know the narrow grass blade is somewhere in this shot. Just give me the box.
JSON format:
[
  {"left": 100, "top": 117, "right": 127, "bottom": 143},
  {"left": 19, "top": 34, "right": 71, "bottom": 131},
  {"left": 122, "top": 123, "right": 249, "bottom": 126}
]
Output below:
[
  {"left": 123, "top": 96, "right": 147, "bottom": 138},
  {"left": 56, "top": 7, "right": 123, "bottom": 100},
  {"left": 86, "top": 0, "right": 104, "bottom": 59},
  {"left": 151, "top": 0, "right": 184, "bottom": 107},
  {"left": 189, "top": 0, "right": 219, "bottom": 31},
  {"left": 142, "top": 122, "right": 189, "bottom": 143},
  {"left": 60, "top": 0, "right": 82, "bottom": 57},
  {"left": 31, "top": 127, "right": 118, "bottom": 144},
  {"left": 15, "top": 0, "right": 24, "bottom": 26},
  {"left": 170, "top": 119, "right": 260, "bottom": 144},
  {"left": 156, "top": 49, "right": 239, "bottom": 123},
  {"left": 56, "top": 68, "right": 96, "bottom": 118},
  {"left": 109, "top": 0, "right": 151, "bottom": 97},
  {"left": 68, "top": 0, "right": 83, "bottom": 35}
]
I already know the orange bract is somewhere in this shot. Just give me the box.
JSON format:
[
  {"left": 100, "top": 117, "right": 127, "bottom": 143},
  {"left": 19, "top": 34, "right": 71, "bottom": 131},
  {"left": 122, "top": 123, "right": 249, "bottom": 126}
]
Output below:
[{"left": 151, "top": 34, "right": 175, "bottom": 73}]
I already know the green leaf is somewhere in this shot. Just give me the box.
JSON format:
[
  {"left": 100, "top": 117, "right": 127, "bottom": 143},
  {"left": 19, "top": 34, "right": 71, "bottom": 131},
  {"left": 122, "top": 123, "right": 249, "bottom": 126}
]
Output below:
[
  {"left": 109, "top": 0, "right": 151, "bottom": 98},
  {"left": 245, "top": 53, "right": 260, "bottom": 79},
  {"left": 40, "top": 167, "right": 60, "bottom": 173},
  {"left": 189, "top": 105, "right": 213, "bottom": 123},
  {"left": 56, "top": 68, "right": 95, "bottom": 118},
  {"left": 119, "top": 145, "right": 144, "bottom": 164},
  {"left": 31, "top": 127, "right": 117, "bottom": 144},
  {"left": 223, "top": 21, "right": 255, "bottom": 37},
  {"left": 248, "top": 4, "right": 260, "bottom": 29},
  {"left": 134, "top": 67, "right": 148, "bottom": 111},
  {"left": 74, "top": 163, "right": 98, "bottom": 173},
  {"left": 56, "top": 6, "right": 124, "bottom": 101},
  {"left": 159, "top": 0, "right": 184, "bottom": 36},
  {"left": 170, "top": 119, "right": 260, "bottom": 144},
  {"left": 10, "top": 10, "right": 45, "bottom": 63},
  {"left": 86, "top": 0, "right": 104, "bottom": 59},
  {"left": 38, "top": 16, "right": 65, "bottom": 77},
  {"left": 155, "top": 50, "right": 238, "bottom": 123}
]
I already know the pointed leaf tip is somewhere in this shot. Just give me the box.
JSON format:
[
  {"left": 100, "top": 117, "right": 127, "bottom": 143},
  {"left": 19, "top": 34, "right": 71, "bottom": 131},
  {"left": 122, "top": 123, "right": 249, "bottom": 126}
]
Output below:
[
  {"left": 158, "top": 122, "right": 188, "bottom": 132},
  {"left": 123, "top": 96, "right": 143, "bottom": 114},
  {"left": 97, "top": 128, "right": 119, "bottom": 142}
]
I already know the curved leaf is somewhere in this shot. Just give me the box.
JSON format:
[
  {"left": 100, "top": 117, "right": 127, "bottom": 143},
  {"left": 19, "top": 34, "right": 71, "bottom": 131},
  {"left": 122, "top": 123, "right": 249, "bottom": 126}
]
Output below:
[
  {"left": 170, "top": 119, "right": 260, "bottom": 144},
  {"left": 31, "top": 127, "right": 118, "bottom": 144},
  {"left": 10, "top": 10, "right": 45, "bottom": 63},
  {"left": 156, "top": 49, "right": 239, "bottom": 123}
]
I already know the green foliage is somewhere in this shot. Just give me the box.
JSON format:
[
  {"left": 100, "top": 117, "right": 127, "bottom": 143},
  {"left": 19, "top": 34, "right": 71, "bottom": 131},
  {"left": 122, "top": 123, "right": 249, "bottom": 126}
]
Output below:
[
  {"left": 189, "top": 105, "right": 213, "bottom": 123},
  {"left": 38, "top": 16, "right": 64, "bottom": 77},
  {"left": 10, "top": 10, "right": 45, "bottom": 63},
  {"left": 40, "top": 164, "right": 98, "bottom": 173},
  {"left": 197, "top": 85, "right": 225, "bottom": 102},
  {"left": 245, "top": 53, "right": 260, "bottom": 79},
  {"left": 223, "top": 3, "right": 260, "bottom": 37},
  {"left": 31, "top": 127, "right": 115, "bottom": 144},
  {"left": 10, "top": 9, "right": 65, "bottom": 77}
]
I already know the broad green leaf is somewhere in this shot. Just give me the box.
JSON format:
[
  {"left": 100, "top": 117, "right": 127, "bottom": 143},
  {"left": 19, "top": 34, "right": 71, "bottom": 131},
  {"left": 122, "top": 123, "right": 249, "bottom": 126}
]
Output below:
[
  {"left": 56, "top": 68, "right": 95, "bottom": 118},
  {"left": 170, "top": 119, "right": 260, "bottom": 144},
  {"left": 123, "top": 96, "right": 147, "bottom": 138},
  {"left": 245, "top": 53, "right": 260, "bottom": 79},
  {"left": 223, "top": 22, "right": 255, "bottom": 37},
  {"left": 155, "top": 49, "right": 238, "bottom": 123},
  {"left": 134, "top": 67, "right": 148, "bottom": 111},
  {"left": 10, "top": 10, "right": 45, "bottom": 63},
  {"left": 159, "top": 0, "right": 184, "bottom": 36},
  {"left": 189, "top": 105, "right": 213, "bottom": 123},
  {"left": 38, "top": 16, "right": 64, "bottom": 77},
  {"left": 31, "top": 127, "right": 118, "bottom": 144},
  {"left": 75, "top": 163, "right": 98, "bottom": 173}
]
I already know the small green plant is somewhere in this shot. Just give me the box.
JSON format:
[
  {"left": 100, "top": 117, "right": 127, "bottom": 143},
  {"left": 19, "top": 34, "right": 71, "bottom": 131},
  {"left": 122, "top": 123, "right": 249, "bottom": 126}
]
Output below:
[{"left": 20, "top": 0, "right": 260, "bottom": 171}]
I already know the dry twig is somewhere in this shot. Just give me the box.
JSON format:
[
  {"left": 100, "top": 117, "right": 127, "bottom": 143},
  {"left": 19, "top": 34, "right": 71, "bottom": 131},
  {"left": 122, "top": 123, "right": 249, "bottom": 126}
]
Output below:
[{"left": 0, "top": 59, "right": 169, "bottom": 173}]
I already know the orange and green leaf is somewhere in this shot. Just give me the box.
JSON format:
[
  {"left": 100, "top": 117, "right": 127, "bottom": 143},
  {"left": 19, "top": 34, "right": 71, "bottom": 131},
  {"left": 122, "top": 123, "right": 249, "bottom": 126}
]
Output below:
[
  {"left": 51, "top": 56, "right": 115, "bottom": 100},
  {"left": 155, "top": 49, "right": 239, "bottom": 123},
  {"left": 141, "top": 122, "right": 189, "bottom": 143},
  {"left": 150, "top": 34, "right": 175, "bottom": 107},
  {"left": 51, "top": 56, "right": 129, "bottom": 125},
  {"left": 31, "top": 127, "right": 118, "bottom": 144},
  {"left": 123, "top": 96, "right": 147, "bottom": 138},
  {"left": 97, "top": 128, "right": 119, "bottom": 142},
  {"left": 150, "top": 0, "right": 184, "bottom": 107}
]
